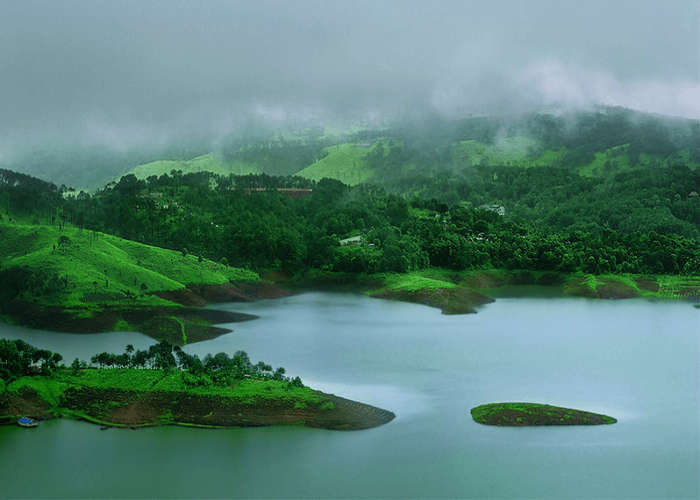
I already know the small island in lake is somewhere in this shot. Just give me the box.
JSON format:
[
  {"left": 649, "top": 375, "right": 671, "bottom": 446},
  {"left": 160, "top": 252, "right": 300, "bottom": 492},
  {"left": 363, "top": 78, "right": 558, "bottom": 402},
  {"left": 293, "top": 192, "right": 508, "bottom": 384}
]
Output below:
[
  {"left": 0, "top": 339, "right": 394, "bottom": 431},
  {"left": 471, "top": 402, "right": 617, "bottom": 426}
]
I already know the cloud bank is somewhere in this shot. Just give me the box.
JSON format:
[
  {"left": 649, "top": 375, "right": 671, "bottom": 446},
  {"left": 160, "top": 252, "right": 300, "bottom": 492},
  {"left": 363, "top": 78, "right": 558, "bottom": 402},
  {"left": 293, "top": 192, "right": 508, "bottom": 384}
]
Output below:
[{"left": 0, "top": 0, "right": 698, "bottom": 157}]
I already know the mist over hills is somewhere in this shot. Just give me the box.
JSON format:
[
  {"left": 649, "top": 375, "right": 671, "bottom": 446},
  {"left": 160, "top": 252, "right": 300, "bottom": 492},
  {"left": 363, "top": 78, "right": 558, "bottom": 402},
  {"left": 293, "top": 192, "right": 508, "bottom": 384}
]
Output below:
[{"left": 4, "top": 106, "right": 699, "bottom": 191}]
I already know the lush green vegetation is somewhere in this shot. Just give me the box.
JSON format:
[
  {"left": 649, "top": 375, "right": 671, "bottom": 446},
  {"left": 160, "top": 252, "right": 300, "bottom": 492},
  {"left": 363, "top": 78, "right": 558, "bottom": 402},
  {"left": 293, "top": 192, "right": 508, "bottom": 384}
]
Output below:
[
  {"left": 86, "top": 341, "right": 303, "bottom": 388},
  {"left": 49, "top": 172, "right": 697, "bottom": 276},
  {"left": 471, "top": 402, "right": 617, "bottom": 426},
  {"left": 297, "top": 143, "right": 375, "bottom": 185},
  {"left": 0, "top": 340, "right": 395, "bottom": 430},
  {"left": 1, "top": 339, "right": 313, "bottom": 405},
  {"left": 0, "top": 339, "right": 63, "bottom": 380},
  {"left": 1, "top": 107, "right": 698, "bottom": 321},
  {"left": 0, "top": 221, "right": 256, "bottom": 311}
]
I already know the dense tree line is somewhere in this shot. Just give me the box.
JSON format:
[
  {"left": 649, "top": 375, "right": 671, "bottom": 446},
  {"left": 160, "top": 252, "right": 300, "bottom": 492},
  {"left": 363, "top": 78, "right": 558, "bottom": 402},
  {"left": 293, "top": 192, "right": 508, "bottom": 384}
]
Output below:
[
  {"left": 46, "top": 169, "right": 696, "bottom": 275},
  {"left": 0, "top": 339, "right": 302, "bottom": 389},
  {"left": 88, "top": 341, "right": 301, "bottom": 388},
  {"left": 1, "top": 166, "right": 697, "bottom": 275}
]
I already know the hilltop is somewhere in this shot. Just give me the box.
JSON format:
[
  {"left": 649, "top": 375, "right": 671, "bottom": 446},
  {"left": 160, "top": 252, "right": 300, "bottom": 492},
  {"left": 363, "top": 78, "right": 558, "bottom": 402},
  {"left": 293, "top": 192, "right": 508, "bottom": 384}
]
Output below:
[{"left": 125, "top": 153, "right": 261, "bottom": 180}]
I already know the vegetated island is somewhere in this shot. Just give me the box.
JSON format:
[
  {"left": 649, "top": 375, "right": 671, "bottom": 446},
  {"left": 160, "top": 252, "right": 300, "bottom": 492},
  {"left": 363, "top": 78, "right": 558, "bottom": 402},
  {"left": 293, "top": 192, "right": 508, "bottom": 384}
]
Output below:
[
  {"left": 0, "top": 339, "right": 395, "bottom": 431},
  {"left": 471, "top": 402, "right": 617, "bottom": 426}
]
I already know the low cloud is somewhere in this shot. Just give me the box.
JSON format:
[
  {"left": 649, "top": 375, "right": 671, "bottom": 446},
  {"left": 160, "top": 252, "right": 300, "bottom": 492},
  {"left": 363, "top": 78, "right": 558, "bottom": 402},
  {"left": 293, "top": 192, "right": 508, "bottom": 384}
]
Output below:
[{"left": 0, "top": 0, "right": 698, "bottom": 160}]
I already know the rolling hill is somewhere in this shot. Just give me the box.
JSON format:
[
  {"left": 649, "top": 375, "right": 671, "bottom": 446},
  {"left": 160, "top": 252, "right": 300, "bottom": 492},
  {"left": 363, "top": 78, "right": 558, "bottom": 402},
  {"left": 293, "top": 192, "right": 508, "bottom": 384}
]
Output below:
[
  {"left": 0, "top": 220, "right": 259, "bottom": 342},
  {"left": 296, "top": 143, "right": 375, "bottom": 185}
]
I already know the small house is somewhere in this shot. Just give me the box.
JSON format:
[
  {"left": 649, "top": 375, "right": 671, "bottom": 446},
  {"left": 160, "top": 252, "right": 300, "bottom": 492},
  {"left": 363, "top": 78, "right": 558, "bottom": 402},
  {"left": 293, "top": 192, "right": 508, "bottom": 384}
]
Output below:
[{"left": 339, "top": 235, "right": 363, "bottom": 246}]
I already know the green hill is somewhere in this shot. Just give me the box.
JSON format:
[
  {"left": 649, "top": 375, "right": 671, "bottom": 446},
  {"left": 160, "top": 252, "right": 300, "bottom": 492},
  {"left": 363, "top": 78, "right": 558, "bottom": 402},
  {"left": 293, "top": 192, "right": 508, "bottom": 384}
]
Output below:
[
  {"left": 296, "top": 143, "right": 375, "bottom": 185},
  {"left": 126, "top": 153, "right": 260, "bottom": 180},
  {"left": 0, "top": 221, "right": 258, "bottom": 341}
]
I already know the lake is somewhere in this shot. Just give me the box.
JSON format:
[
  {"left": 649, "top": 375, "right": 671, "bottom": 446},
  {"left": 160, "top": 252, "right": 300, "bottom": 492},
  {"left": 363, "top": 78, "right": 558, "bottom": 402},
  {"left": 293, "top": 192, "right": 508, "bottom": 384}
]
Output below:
[{"left": 1, "top": 291, "right": 698, "bottom": 499}]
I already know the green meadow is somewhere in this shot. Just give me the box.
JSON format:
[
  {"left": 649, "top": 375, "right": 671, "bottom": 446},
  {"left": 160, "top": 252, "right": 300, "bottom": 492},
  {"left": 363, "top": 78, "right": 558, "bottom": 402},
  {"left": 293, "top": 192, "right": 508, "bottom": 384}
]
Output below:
[{"left": 297, "top": 143, "right": 376, "bottom": 185}]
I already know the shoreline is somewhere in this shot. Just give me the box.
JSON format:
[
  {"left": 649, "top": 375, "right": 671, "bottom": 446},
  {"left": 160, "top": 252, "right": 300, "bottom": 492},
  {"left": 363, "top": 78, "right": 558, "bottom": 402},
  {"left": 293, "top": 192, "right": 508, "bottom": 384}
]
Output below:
[
  {"left": 0, "top": 372, "right": 395, "bottom": 431},
  {"left": 2, "top": 280, "right": 290, "bottom": 344},
  {"left": 2, "top": 269, "right": 697, "bottom": 342}
]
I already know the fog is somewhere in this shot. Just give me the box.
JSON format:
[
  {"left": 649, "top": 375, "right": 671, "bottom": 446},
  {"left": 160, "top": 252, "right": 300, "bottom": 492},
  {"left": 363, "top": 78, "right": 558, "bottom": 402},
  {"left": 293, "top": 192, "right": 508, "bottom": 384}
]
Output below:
[{"left": 1, "top": 0, "right": 698, "bottom": 158}]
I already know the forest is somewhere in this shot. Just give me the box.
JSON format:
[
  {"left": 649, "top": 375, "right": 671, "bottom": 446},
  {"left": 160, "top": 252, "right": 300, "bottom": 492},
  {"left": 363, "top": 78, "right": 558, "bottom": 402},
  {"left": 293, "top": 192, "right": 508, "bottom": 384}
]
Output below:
[{"left": 1, "top": 158, "right": 698, "bottom": 278}]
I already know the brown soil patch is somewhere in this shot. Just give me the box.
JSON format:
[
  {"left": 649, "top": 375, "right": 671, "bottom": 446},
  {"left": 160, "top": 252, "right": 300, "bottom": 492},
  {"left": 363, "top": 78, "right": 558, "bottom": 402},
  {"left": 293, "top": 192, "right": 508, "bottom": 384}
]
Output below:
[
  {"left": 154, "top": 288, "right": 207, "bottom": 306},
  {"left": 635, "top": 277, "right": 659, "bottom": 292},
  {"left": 0, "top": 387, "right": 52, "bottom": 423},
  {"left": 595, "top": 281, "right": 639, "bottom": 299}
]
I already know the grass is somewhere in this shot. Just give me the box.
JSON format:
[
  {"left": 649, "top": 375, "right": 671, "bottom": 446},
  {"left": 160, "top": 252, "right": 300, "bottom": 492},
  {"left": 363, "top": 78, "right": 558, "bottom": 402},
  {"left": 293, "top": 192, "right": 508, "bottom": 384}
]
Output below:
[
  {"left": 297, "top": 143, "right": 375, "bottom": 185},
  {"left": 471, "top": 402, "right": 617, "bottom": 426},
  {"left": 55, "top": 369, "right": 324, "bottom": 405},
  {"left": 0, "top": 221, "right": 258, "bottom": 310},
  {"left": 377, "top": 272, "right": 457, "bottom": 293},
  {"left": 126, "top": 153, "right": 261, "bottom": 180}
]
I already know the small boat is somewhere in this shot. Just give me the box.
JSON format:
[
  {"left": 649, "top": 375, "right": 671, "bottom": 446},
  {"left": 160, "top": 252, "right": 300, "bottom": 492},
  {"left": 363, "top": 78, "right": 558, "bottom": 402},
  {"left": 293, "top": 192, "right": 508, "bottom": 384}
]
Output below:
[{"left": 17, "top": 417, "right": 38, "bottom": 428}]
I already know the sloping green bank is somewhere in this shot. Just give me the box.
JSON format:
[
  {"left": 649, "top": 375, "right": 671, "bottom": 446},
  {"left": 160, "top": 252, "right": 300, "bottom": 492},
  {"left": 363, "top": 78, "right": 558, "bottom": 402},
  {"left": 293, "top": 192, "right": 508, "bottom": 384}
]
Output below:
[
  {"left": 0, "top": 371, "right": 395, "bottom": 431},
  {"left": 0, "top": 222, "right": 273, "bottom": 342}
]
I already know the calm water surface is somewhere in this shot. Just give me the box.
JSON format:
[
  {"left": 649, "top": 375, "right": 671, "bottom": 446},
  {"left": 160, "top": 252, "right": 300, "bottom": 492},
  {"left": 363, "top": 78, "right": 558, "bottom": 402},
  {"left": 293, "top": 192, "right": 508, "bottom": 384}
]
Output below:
[{"left": 1, "top": 291, "right": 698, "bottom": 499}]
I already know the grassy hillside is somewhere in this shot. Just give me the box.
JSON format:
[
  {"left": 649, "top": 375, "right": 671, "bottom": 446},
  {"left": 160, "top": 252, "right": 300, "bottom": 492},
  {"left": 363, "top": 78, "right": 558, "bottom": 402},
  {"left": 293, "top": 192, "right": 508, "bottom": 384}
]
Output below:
[
  {"left": 0, "top": 221, "right": 257, "bottom": 310},
  {"left": 126, "top": 153, "right": 260, "bottom": 180},
  {"left": 296, "top": 143, "right": 375, "bottom": 185},
  {"left": 450, "top": 136, "right": 565, "bottom": 168}
]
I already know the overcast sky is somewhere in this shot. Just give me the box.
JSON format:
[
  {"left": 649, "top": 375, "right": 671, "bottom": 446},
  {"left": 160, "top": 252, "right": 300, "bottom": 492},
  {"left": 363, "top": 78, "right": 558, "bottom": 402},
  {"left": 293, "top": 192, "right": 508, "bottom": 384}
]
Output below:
[{"left": 1, "top": 0, "right": 699, "bottom": 156}]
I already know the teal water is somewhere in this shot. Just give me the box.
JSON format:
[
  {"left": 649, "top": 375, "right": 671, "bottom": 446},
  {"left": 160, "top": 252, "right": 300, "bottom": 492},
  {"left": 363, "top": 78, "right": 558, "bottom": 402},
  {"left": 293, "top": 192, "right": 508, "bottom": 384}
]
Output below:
[{"left": 1, "top": 292, "right": 698, "bottom": 499}]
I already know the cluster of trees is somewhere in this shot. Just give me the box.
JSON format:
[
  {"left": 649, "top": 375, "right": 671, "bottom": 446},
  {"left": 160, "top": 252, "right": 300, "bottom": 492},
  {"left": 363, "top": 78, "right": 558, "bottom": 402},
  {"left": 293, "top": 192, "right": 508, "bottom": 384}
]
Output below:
[
  {"left": 0, "top": 339, "right": 63, "bottom": 380},
  {"left": 0, "top": 338, "right": 303, "bottom": 390},
  {"left": 0, "top": 266, "right": 69, "bottom": 310},
  {"left": 89, "top": 342, "right": 302, "bottom": 388}
]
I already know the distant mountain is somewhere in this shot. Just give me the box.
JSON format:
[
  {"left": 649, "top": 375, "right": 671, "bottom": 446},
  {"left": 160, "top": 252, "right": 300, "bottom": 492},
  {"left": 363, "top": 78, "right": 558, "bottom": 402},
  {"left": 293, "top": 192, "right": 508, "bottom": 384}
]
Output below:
[
  {"left": 4, "top": 107, "right": 700, "bottom": 190},
  {"left": 125, "top": 153, "right": 260, "bottom": 179},
  {"left": 120, "top": 107, "right": 700, "bottom": 188}
]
